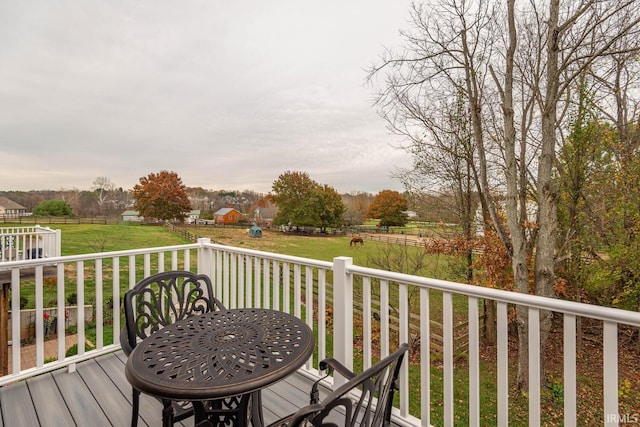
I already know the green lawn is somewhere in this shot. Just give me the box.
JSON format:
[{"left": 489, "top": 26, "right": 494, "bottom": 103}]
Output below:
[{"left": 55, "top": 223, "right": 191, "bottom": 255}]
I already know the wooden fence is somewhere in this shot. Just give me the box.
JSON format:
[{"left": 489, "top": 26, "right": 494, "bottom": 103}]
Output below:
[
  {"left": 320, "top": 287, "right": 481, "bottom": 357},
  {"left": 0, "top": 216, "right": 116, "bottom": 225},
  {"left": 361, "top": 233, "right": 425, "bottom": 248},
  {"left": 166, "top": 224, "right": 202, "bottom": 242}
]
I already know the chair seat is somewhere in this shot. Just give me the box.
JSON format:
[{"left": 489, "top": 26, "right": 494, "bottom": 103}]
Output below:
[{"left": 267, "top": 343, "right": 409, "bottom": 427}]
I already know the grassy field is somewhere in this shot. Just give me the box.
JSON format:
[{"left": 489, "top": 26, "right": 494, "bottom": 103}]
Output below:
[
  {"left": 183, "top": 226, "right": 378, "bottom": 264},
  {"left": 16, "top": 223, "right": 466, "bottom": 319},
  {"left": 56, "top": 223, "right": 192, "bottom": 255}
]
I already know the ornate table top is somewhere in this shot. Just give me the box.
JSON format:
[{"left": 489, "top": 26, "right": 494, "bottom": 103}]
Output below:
[{"left": 125, "top": 308, "right": 315, "bottom": 401}]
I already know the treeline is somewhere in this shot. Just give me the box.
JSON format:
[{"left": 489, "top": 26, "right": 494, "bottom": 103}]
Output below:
[{"left": 1, "top": 187, "right": 462, "bottom": 225}]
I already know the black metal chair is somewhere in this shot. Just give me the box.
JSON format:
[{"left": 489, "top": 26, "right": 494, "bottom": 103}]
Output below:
[
  {"left": 121, "top": 270, "right": 254, "bottom": 427},
  {"left": 267, "top": 343, "right": 409, "bottom": 427}
]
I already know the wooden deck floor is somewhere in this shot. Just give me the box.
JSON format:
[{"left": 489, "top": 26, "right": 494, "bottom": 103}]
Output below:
[{"left": 0, "top": 351, "right": 322, "bottom": 427}]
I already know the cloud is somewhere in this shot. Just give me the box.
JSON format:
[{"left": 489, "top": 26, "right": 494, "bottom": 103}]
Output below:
[{"left": 0, "top": 0, "right": 413, "bottom": 194}]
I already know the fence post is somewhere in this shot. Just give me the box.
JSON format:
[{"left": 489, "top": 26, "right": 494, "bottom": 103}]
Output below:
[
  {"left": 332, "top": 256, "right": 353, "bottom": 387},
  {"left": 197, "top": 238, "right": 213, "bottom": 279}
]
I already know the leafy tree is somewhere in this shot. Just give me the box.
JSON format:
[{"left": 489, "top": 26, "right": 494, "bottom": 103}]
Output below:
[
  {"left": 33, "top": 199, "right": 73, "bottom": 216},
  {"left": 271, "top": 171, "right": 318, "bottom": 227},
  {"left": 557, "top": 85, "right": 616, "bottom": 278},
  {"left": 132, "top": 170, "right": 191, "bottom": 222},
  {"left": 582, "top": 123, "right": 640, "bottom": 313},
  {"left": 302, "top": 185, "right": 346, "bottom": 231},
  {"left": 271, "top": 171, "right": 345, "bottom": 229},
  {"left": 367, "top": 190, "right": 408, "bottom": 227}
]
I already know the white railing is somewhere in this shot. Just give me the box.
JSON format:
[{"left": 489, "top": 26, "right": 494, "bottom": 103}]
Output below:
[
  {"left": 0, "top": 242, "right": 200, "bottom": 383},
  {"left": 335, "top": 263, "right": 640, "bottom": 427},
  {"left": 1, "top": 238, "right": 639, "bottom": 427},
  {"left": 0, "top": 225, "right": 60, "bottom": 262}
]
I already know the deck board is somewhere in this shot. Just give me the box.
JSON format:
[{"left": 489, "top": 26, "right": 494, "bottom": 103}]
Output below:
[
  {"left": 92, "top": 352, "right": 172, "bottom": 427},
  {"left": 28, "top": 372, "right": 77, "bottom": 427},
  {"left": 0, "top": 351, "right": 324, "bottom": 427},
  {"left": 52, "top": 366, "right": 111, "bottom": 426},
  {"left": 0, "top": 380, "right": 40, "bottom": 426},
  {"left": 76, "top": 357, "right": 147, "bottom": 427}
]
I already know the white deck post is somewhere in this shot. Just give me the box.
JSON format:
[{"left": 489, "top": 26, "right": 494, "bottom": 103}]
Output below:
[
  {"left": 332, "top": 256, "right": 353, "bottom": 387},
  {"left": 603, "top": 321, "right": 618, "bottom": 426},
  {"left": 197, "top": 238, "right": 215, "bottom": 299},
  {"left": 54, "top": 229, "right": 62, "bottom": 257}
]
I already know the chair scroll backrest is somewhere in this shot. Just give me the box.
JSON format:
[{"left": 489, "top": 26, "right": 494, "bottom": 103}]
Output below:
[
  {"left": 290, "top": 343, "right": 408, "bottom": 427},
  {"left": 120, "top": 270, "right": 224, "bottom": 355}
]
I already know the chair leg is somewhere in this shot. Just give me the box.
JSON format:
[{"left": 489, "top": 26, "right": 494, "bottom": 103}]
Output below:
[
  {"left": 251, "top": 391, "right": 264, "bottom": 427},
  {"left": 193, "top": 401, "right": 207, "bottom": 423},
  {"left": 131, "top": 388, "right": 140, "bottom": 427},
  {"left": 162, "top": 399, "right": 174, "bottom": 427}
]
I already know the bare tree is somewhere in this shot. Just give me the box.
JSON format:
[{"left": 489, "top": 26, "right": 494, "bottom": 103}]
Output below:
[
  {"left": 526, "top": 0, "right": 640, "bottom": 387},
  {"left": 392, "top": 90, "right": 477, "bottom": 280},
  {"left": 369, "top": 0, "right": 640, "bottom": 389},
  {"left": 92, "top": 176, "right": 116, "bottom": 215},
  {"left": 368, "top": 0, "right": 507, "bottom": 238}
]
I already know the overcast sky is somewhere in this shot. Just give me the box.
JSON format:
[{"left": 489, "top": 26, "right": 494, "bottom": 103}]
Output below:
[{"left": 0, "top": 1, "right": 414, "bottom": 195}]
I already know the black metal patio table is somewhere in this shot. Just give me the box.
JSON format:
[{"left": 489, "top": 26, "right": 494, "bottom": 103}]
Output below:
[{"left": 125, "top": 308, "right": 315, "bottom": 427}]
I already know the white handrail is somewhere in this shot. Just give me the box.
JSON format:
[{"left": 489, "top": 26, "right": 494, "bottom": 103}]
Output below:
[{"left": 346, "top": 264, "right": 640, "bottom": 327}]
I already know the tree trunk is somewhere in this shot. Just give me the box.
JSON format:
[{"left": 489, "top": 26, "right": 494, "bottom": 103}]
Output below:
[
  {"left": 501, "top": 0, "right": 535, "bottom": 390},
  {"left": 533, "top": 0, "right": 561, "bottom": 386},
  {"left": 484, "top": 299, "right": 497, "bottom": 346},
  {"left": 516, "top": 305, "right": 529, "bottom": 390}
]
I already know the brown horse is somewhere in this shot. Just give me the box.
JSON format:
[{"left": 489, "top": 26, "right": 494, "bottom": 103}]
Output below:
[{"left": 350, "top": 237, "right": 364, "bottom": 247}]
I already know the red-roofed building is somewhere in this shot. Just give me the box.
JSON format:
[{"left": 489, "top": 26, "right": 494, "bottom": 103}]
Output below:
[{"left": 213, "top": 207, "right": 244, "bottom": 225}]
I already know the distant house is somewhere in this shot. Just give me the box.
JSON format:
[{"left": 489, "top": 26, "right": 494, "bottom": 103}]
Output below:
[
  {"left": 253, "top": 207, "right": 277, "bottom": 228},
  {"left": 186, "top": 210, "right": 201, "bottom": 224},
  {"left": 0, "top": 197, "right": 28, "bottom": 218},
  {"left": 213, "top": 208, "right": 244, "bottom": 225},
  {"left": 121, "top": 210, "right": 143, "bottom": 222},
  {"left": 404, "top": 210, "right": 418, "bottom": 219}
]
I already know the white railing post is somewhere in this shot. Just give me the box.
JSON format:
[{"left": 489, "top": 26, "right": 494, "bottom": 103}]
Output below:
[
  {"left": 11, "top": 269, "right": 21, "bottom": 374},
  {"left": 332, "top": 256, "right": 353, "bottom": 387},
  {"left": 529, "top": 308, "right": 541, "bottom": 427},
  {"left": 443, "top": 291, "right": 454, "bottom": 427},
  {"left": 497, "top": 301, "right": 509, "bottom": 426},
  {"left": 468, "top": 296, "right": 480, "bottom": 427},
  {"left": 197, "top": 237, "right": 212, "bottom": 275},
  {"left": 603, "top": 321, "right": 618, "bottom": 426},
  {"left": 54, "top": 229, "right": 61, "bottom": 257},
  {"left": 564, "top": 314, "right": 577, "bottom": 427},
  {"left": 420, "top": 288, "right": 430, "bottom": 427},
  {"left": 197, "top": 238, "right": 217, "bottom": 302}
]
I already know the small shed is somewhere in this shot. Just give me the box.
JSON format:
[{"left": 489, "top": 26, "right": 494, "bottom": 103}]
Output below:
[
  {"left": 249, "top": 226, "right": 262, "bottom": 238},
  {"left": 186, "top": 210, "right": 201, "bottom": 224}
]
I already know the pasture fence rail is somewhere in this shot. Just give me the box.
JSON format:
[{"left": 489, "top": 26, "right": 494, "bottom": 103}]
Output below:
[
  {"left": 0, "top": 216, "right": 117, "bottom": 225},
  {"left": 315, "top": 287, "right": 476, "bottom": 357},
  {"left": 362, "top": 233, "right": 425, "bottom": 248}
]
